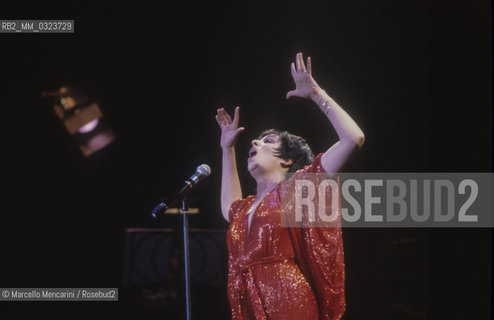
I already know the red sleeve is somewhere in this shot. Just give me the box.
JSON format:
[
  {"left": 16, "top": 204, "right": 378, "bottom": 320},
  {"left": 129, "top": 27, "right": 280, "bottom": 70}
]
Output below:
[
  {"left": 282, "top": 153, "right": 346, "bottom": 319},
  {"left": 295, "top": 152, "right": 327, "bottom": 174},
  {"left": 289, "top": 223, "right": 346, "bottom": 320},
  {"left": 228, "top": 198, "right": 248, "bottom": 223}
]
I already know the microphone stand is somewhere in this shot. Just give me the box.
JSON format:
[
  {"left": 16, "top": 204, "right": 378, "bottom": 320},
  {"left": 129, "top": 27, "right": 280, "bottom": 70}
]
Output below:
[
  {"left": 151, "top": 164, "right": 211, "bottom": 319},
  {"left": 181, "top": 196, "right": 192, "bottom": 320},
  {"left": 153, "top": 189, "right": 193, "bottom": 319}
]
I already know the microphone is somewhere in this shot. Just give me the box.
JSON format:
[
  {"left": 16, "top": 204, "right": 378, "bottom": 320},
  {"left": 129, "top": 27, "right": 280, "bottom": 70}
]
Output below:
[
  {"left": 151, "top": 164, "right": 211, "bottom": 219},
  {"left": 186, "top": 164, "right": 211, "bottom": 187}
]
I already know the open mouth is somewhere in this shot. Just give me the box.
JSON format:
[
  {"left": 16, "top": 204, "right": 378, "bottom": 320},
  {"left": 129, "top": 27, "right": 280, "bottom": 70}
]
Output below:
[{"left": 249, "top": 148, "right": 257, "bottom": 158}]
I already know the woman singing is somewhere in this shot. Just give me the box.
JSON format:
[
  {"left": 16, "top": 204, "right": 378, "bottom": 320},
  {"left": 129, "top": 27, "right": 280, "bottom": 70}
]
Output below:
[{"left": 215, "top": 52, "right": 364, "bottom": 320}]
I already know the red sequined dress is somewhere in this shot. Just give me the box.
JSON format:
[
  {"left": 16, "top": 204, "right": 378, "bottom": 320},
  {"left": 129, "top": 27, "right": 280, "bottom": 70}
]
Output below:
[{"left": 226, "top": 153, "right": 346, "bottom": 320}]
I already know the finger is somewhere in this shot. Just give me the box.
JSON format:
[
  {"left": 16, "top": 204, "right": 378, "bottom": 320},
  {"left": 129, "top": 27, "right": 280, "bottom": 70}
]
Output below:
[
  {"left": 290, "top": 63, "right": 296, "bottom": 76},
  {"left": 233, "top": 106, "right": 240, "bottom": 127},
  {"left": 219, "top": 108, "right": 231, "bottom": 124},
  {"left": 296, "top": 53, "right": 302, "bottom": 71},
  {"left": 223, "top": 108, "right": 233, "bottom": 123},
  {"left": 298, "top": 52, "right": 306, "bottom": 72},
  {"left": 235, "top": 127, "right": 245, "bottom": 135},
  {"left": 221, "top": 108, "right": 232, "bottom": 123},
  {"left": 307, "top": 57, "right": 312, "bottom": 75},
  {"left": 217, "top": 109, "right": 227, "bottom": 125},
  {"left": 215, "top": 115, "right": 223, "bottom": 127},
  {"left": 286, "top": 90, "right": 297, "bottom": 99}
]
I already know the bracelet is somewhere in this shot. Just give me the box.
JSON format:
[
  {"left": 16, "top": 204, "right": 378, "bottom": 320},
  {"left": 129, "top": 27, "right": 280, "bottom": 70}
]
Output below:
[
  {"left": 313, "top": 89, "right": 331, "bottom": 114},
  {"left": 319, "top": 99, "right": 332, "bottom": 115}
]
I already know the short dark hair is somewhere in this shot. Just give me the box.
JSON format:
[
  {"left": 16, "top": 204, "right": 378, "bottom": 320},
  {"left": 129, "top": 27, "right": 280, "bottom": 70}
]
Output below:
[{"left": 258, "top": 129, "right": 314, "bottom": 173}]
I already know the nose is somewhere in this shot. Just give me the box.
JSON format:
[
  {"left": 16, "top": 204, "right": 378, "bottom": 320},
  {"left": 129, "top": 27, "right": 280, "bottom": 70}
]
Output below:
[{"left": 251, "top": 139, "right": 260, "bottom": 147}]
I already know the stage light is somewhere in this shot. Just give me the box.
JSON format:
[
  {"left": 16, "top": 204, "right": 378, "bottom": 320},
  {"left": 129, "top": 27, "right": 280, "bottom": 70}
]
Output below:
[
  {"left": 42, "top": 86, "right": 116, "bottom": 157},
  {"left": 47, "top": 86, "right": 103, "bottom": 135},
  {"left": 78, "top": 129, "right": 116, "bottom": 157},
  {"left": 78, "top": 118, "right": 100, "bottom": 133}
]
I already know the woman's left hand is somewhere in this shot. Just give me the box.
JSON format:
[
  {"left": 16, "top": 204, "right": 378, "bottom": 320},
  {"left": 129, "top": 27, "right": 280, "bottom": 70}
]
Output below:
[{"left": 286, "top": 52, "right": 322, "bottom": 100}]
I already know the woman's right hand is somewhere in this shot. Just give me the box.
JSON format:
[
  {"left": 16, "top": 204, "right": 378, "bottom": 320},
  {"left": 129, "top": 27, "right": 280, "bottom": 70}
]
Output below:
[{"left": 216, "top": 107, "right": 245, "bottom": 149}]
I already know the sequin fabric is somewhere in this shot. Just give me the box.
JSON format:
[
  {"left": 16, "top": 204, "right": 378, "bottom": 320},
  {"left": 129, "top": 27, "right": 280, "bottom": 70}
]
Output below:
[{"left": 226, "top": 153, "right": 346, "bottom": 320}]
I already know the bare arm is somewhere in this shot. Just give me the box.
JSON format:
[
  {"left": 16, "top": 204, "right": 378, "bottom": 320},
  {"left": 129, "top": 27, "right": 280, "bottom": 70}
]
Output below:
[
  {"left": 287, "top": 53, "right": 365, "bottom": 174},
  {"left": 216, "top": 107, "right": 244, "bottom": 222}
]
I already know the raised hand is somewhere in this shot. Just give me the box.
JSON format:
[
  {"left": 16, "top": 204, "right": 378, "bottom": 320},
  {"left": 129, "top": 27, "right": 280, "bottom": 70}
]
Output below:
[
  {"left": 286, "top": 52, "right": 322, "bottom": 100},
  {"left": 216, "top": 107, "right": 245, "bottom": 149}
]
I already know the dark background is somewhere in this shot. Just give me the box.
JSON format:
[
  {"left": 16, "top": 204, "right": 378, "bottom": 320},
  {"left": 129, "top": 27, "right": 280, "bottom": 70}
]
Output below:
[{"left": 0, "top": 0, "right": 491, "bottom": 319}]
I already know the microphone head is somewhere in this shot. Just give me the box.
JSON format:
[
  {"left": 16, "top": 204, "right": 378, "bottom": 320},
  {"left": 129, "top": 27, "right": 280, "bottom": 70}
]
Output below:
[
  {"left": 187, "top": 164, "right": 212, "bottom": 185},
  {"left": 196, "top": 164, "right": 211, "bottom": 178}
]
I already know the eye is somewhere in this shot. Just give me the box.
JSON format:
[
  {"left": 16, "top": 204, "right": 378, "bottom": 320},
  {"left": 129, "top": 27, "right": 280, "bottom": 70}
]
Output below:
[{"left": 264, "top": 136, "right": 276, "bottom": 143}]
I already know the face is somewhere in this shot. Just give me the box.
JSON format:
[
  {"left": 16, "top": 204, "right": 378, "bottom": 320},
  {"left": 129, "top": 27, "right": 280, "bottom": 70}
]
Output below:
[{"left": 247, "top": 134, "right": 288, "bottom": 176}]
